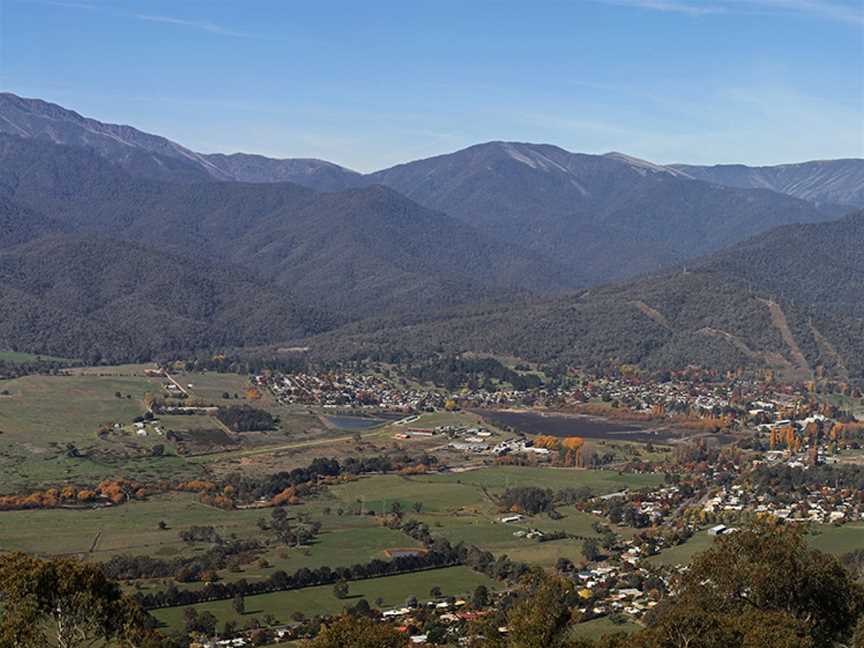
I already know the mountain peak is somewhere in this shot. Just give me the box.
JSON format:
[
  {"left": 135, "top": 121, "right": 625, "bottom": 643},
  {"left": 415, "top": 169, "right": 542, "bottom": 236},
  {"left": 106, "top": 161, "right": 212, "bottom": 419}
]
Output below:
[{"left": 0, "top": 91, "right": 360, "bottom": 189}]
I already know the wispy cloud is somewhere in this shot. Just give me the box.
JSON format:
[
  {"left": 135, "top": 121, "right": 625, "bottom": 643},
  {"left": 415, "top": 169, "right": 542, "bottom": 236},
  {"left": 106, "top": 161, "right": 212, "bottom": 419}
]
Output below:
[
  {"left": 14, "top": 0, "right": 98, "bottom": 9},
  {"left": 134, "top": 14, "right": 260, "bottom": 39},
  {"left": 593, "top": 0, "right": 863, "bottom": 24},
  {"left": 596, "top": 0, "right": 726, "bottom": 15},
  {"left": 16, "top": 1, "right": 270, "bottom": 38}
]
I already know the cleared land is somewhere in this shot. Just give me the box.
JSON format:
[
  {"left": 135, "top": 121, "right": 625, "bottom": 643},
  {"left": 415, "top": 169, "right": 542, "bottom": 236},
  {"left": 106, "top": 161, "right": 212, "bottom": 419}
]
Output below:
[
  {"left": 151, "top": 566, "right": 496, "bottom": 631},
  {"left": 0, "top": 351, "right": 75, "bottom": 364}
]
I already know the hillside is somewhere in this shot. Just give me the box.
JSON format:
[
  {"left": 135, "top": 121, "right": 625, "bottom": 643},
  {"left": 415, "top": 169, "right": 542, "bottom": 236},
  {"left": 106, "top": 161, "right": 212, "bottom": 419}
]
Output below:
[
  {"left": 0, "top": 235, "right": 330, "bottom": 363},
  {"left": 364, "top": 142, "right": 835, "bottom": 285},
  {"left": 674, "top": 159, "right": 864, "bottom": 209},
  {"left": 1, "top": 93, "right": 844, "bottom": 289},
  {"left": 202, "top": 153, "right": 362, "bottom": 191},
  {"left": 0, "top": 134, "right": 574, "bottom": 322},
  {"left": 698, "top": 210, "right": 864, "bottom": 318},
  {"left": 311, "top": 212, "right": 864, "bottom": 382},
  {"left": 0, "top": 92, "right": 360, "bottom": 188}
]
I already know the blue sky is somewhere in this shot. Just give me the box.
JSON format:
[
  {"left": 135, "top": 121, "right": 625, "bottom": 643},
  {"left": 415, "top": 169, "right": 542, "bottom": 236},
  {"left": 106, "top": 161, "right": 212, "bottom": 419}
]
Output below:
[{"left": 1, "top": 0, "right": 862, "bottom": 171}]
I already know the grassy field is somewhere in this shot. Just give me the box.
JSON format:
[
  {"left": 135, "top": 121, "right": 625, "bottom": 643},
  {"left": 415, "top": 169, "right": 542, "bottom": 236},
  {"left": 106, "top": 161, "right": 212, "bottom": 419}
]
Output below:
[
  {"left": 0, "top": 373, "right": 160, "bottom": 446},
  {"left": 431, "top": 465, "right": 664, "bottom": 494},
  {"left": 0, "top": 493, "right": 265, "bottom": 557},
  {"left": 568, "top": 616, "right": 641, "bottom": 639},
  {"left": 0, "top": 351, "right": 75, "bottom": 364},
  {"left": 327, "top": 469, "right": 649, "bottom": 569},
  {"left": 647, "top": 522, "right": 864, "bottom": 568},
  {"left": 152, "top": 566, "right": 496, "bottom": 631},
  {"left": 0, "top": 367, "right": 339, "bottom": 491},
  {"left": 808, "top": 522, "right": 864, "bottom": 555},
  {"left": 0, "top": 371, "right": 189, "bottom": 492},
  {"left": 396, "top": 410, "right": 494, "bottom": 431},
  {"left": 647, "top": 531, "right": 716, "bottom": 566},
  {"left": 181, "top": 372, "right": 254, "bottom": 403}
]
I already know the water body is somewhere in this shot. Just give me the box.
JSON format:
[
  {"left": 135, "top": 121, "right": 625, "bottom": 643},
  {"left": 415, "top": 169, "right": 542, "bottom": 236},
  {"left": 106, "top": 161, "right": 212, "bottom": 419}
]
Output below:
[
  {"left": 475, "top": 409, "right": 686, "bottom": 443},
  {"left": 325, "top": 416, "right": 387, "bottom": 430}
]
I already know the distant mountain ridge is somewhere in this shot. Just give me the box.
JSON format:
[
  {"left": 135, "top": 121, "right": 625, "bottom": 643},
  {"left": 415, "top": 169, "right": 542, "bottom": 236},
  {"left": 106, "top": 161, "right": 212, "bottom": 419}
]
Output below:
[
  {"left": 673, "top": 159, "right": 864, "bottom": 208},
  {"left": 2, "top": 90, "right": 862, "bottom": 374},
  {"left": 363, "top": 140, "right": 835, "bottom": 285},
  {"left": 0, "top": 133, "right": 574, "bottom": 322},
  {"left": 0, "top": 92, "right": 362, "bottom": 189}
]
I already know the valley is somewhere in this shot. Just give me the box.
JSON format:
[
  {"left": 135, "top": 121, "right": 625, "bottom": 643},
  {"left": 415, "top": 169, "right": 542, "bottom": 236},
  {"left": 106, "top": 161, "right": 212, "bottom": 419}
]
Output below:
[{"left": 0, "top": 88, "right": 861, "bottom": 648}]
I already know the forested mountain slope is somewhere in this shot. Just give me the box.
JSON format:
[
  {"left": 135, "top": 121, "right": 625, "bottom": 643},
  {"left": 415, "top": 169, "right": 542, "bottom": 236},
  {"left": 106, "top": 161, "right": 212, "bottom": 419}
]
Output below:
[
  {"left": 0, "top": 235, "right": 330, "bottom": 363},
  {"left": 674, "top": 159, "right": 864, "bottom": 209},
  {"left": 364, "top": 142, "right": 834, "bottom": 284},
  {"left": 2, "top": 93, "right": 843, "bottom": 291},
  {"left": 0, "top": 134, "right": 573, "bottom": 322},
  {"left": 311, "top": 211, "right": 864, "bottom": 381}
]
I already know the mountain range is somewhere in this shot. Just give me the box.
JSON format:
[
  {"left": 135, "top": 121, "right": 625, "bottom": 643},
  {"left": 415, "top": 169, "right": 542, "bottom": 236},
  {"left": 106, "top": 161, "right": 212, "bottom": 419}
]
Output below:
[
  {"left": 307, "top": 209, "right": 864, "bottom": 383},
  {"left": 673, "top": 160, "right": 864, "bottom": 210},
  {"left": 0, "top": 91, "right": 862, "bottom": 380}
]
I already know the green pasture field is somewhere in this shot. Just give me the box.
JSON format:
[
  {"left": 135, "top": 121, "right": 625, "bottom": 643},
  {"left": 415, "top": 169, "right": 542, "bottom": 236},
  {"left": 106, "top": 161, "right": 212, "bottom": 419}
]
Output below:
[
  {"left": 0, "top": 451, "right": 199, "bottom": 494},
  {"left": 0, "top": 490, "right": 425, "bottom": 594},
  {"left": 67, "top": 363, "right": 158, "bottom": 376},
  {"left": 429, "top": 465, "right": 664, "bottom": 494},
  {"left": 568, "top": 616, "right": 641, "bottom": 639},
  {"left": 394, "top": 410, "right": 495, "bottom": 431},
  {"left": 327, "top": 469, "right": 644, "bottom": 569},
  {"left": 151, "top": 566, "right": 497, "bottom": 631},
  {"left": 0, "top": 351, "right": 75, "bottom": 364},
  {"left": 648, "top": 522, "right": 864, "bottom": 569},
  {"left": 0, "top": 373, "right": 160, "bottom": 447},
  {"left": 807, "top": 522, "right": 864, "bottom": 555},
  {"left": 0, "top": 493, "right": 266, "bottom": 557},
  {"left": 181, "top": 372, "right": 255, "bottom": 403},
  {"left": 647, "top": 531, "right": 716, "bottom": 566},
  {"left": 0, "top": 371, "right": 192, "bottom": 491}
]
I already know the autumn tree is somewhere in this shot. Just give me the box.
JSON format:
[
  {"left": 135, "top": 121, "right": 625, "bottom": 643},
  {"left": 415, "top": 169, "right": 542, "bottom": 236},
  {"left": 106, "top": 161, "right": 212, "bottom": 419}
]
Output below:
[
  {"left": 310, "top": 614, "right": 408, "bottom": 648},
  {"left": 634, "top": 521, "right": 864, "bottom": 648},
  {"left": 504, "top": 572, "right": 576, "bottom": 648},
  {"left": 0, "top": 553, "right": 158, "bottom": 648}
]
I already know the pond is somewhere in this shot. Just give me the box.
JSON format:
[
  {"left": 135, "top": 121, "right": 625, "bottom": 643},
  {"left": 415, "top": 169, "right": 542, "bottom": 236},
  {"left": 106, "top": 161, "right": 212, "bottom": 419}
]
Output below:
[{"left": 325, "top": 416, "right": 388, "bottom": 430}]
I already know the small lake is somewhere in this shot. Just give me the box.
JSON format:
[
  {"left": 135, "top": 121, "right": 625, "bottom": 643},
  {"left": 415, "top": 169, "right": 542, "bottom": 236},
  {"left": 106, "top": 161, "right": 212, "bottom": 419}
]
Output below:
[
  {"left": 475, "top": 409, "right": 686, "bottom": 443},
  {"left": 325, "top": 416, "right": 388, "bottom": 430}
]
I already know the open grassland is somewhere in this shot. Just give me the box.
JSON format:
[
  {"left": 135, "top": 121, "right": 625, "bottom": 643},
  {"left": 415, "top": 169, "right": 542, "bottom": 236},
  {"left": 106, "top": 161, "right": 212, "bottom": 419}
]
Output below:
[
  {"left": 0, "top": 490, "right": 422, "bottom": 585},
  {"left": 181, "top": 372, "right": 255, "bottom": 403},
  {"left": 430, "top": 465, "right": 664, "bottom": 493},
  {"left": 648, "top": 522, "right": 864, "bottom": 568},
  {"left": 0, "top": 451, "right": 199, "bottom": 495},
  {"left": 0, "top": 371, "right": 191, "bottom": 491},
  {"left": 152, "top": 566, "right": 496, "bottom": 631},
  {"left": 0, "top": 351, "right": 75, "bottom": 364},
  {"left": 67, "top": 363, "right": 158, "bottom": 376},
  {"left": 0, "top": 465, "right": 655, "bottom": 578},
  {"left": 0, "top": 367, "right": 336, "bottom": 491},
  {"left": 0, "top": 493, "right": 264, "bottom": 557},
  {"left": 647, "top": 530, "right": 716, "bottom": 566},
  {"left": 394, "top": 409, "right": 494, "bottom": 431},
  {"left": 0, "top": 373, "right": 159, "bottom": 446},
  {"left": 807, "top": 522, "right": 864, "bottom": 555},
  {"left": 568, "top": 616, "right": 641, "bottom": 640},
  {"left": 327, "top": 469, "right": 647, "bottom": 568}
]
